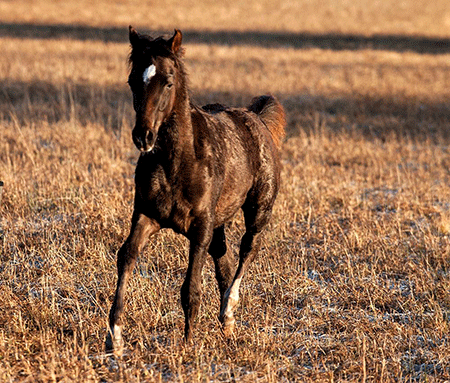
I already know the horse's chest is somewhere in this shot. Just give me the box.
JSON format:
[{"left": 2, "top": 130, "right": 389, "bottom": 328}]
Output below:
[{"left": 135, "top": 164, "right": 193, "bottom": 233}]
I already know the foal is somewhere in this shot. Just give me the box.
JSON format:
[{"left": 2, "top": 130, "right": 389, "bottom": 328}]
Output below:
[{"left": 107, "top": 27, "right": 285, "bottom": 353}]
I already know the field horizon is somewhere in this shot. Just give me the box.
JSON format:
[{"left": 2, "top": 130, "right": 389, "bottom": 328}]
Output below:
[{"left": 1, "top": 1, "right": 450, "bottom": 381}]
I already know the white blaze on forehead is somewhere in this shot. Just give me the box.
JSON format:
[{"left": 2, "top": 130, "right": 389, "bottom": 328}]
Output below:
[{"left": 143, "top": 64, "right": 156, "bottom": 84}]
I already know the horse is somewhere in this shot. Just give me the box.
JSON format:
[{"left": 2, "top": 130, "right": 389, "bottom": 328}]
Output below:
[{"left": 106, "top": 27, "right": 286, "bottom": 354}]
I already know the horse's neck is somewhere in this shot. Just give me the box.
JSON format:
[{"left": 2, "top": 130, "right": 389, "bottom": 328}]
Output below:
[
  {"left": 163, "top": 88, "right": 195, "bottom": 160},
  {"left": 158, "top": 63, "right": 199, "bottom": 168}
]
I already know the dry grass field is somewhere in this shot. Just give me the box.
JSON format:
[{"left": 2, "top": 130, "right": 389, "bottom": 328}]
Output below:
[{"left": 1, "top": 0, "right": 450, "bottom": 381}]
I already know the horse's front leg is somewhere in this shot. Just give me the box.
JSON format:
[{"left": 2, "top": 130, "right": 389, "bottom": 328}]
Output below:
[
  {"left": 181, "top": 219, "right": 213, "bottom": 341},
  {"left": 106, "top": 212, "right": 160, "bottom": 355}
]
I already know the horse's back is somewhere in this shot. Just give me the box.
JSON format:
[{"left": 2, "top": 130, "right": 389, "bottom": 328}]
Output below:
[
  {"left": 201, "top": 95, "right": 285, "bottom": 153},
  {"left": 195, "top": 97, "right": 285, "bottom": 225}
]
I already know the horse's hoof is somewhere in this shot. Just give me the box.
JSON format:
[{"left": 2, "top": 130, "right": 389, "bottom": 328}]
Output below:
[
  {"left": 223, "top": 326, "right": 234, "bottom": 338},
  {"left": 221, "top": 316, "right": 236, "bottom": 338}
]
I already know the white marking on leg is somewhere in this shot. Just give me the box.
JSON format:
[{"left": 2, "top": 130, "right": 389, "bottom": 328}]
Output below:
[
  {"left": 143, "top": 64, "right": 156, "bottom": 84},
  {"left": 223, "top": 276, "right": 242, "bottom": 319},
  {"left": 106, "top": 323, "right": 124, "bottom": 355},
  {"left": 113, "top": 324, "right": 122, "bottom": 341}
]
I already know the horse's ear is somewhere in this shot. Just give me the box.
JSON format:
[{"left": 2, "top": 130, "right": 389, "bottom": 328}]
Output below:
[
  {"left": 129, "top": 25, "right": 140, "bottom": 46},
  {"left": 167, "top": 29, "right": 182, "bottom": 54}
]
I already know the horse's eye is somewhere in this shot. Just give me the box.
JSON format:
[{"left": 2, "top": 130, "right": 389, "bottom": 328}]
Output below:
[{"left": 166, "top": 73, "right": 174, "bottom": 88}]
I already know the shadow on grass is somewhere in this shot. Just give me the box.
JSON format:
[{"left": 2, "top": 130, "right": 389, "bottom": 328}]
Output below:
[
  {"left": 1, "top": 78, "right": 450, "bottom": 143},
  {"left": 0, "top": 79, "right": 132, "bottom": 134},
  {"left": 1, "top": 22, "right": 450, "bottom": 54}
]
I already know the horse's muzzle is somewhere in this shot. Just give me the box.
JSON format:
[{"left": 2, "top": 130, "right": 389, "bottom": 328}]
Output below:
[{"left": 132, "top": 128, "right": 155, "bottom": 153}]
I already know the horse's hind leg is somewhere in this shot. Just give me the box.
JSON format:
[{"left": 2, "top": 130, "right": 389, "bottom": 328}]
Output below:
[
  {"left": 106, "top": 212, "right": 160, "bottom": 355},
  {"left": 220, "top": 198, "right": 273, "bottom": 336},
  {"left": 219, "top": 229, "right": 263, "bottom": 336},
  {"left": 208, "top": 225, "right": 235, "bottom": 315}
]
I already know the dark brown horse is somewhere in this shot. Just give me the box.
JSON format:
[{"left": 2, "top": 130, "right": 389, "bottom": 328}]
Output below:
[{"left": 107, "top": 27, "right": 286, "bottom": 354}]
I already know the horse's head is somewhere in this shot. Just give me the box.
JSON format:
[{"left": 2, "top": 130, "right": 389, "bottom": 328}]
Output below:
[{"left": 128, "top": 27, "right": 183, "bottom": 153}]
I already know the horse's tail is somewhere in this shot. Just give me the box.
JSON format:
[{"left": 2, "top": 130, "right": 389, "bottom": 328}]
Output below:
[{"left": 248, "top": 95, "right": 286, "bottom": 149}]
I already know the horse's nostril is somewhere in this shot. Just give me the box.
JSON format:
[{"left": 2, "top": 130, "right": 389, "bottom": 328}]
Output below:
[
  {"left": 132, "top": 131, "right": 144, "bottom": 149},
  {"left": 145, "top": 130, "right": 153, "bottom": 145}
]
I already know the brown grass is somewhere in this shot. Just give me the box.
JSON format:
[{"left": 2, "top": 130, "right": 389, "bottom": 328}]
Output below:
[{"left": 1, "top": 0, "right": 450, "bottom": 381}]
